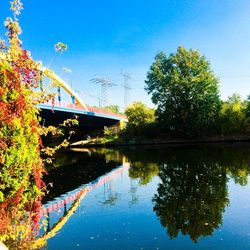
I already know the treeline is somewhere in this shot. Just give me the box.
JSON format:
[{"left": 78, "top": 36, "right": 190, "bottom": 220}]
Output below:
[{"left": 122, "top": 47, "right": 250, "bottom": 139}]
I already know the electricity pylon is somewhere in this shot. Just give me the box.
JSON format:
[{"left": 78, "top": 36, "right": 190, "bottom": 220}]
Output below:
[
  {"left": 120, "top": 71, "right": 132, "bottom": 110},
  {"left": 90, "top": 77, "right": 116, "bottom": 107}
]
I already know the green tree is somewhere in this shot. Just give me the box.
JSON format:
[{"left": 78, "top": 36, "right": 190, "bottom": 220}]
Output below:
[
  {"left": 123, "top": 102, "right": 156, "bottom": 138},
  {"left": 125, "top": 102, "right": 155, "bottom": 127},
  {"left": 219, "top": 93, "right": 246, "bottom": 134},
  {"left": 145, "top": 46, "right": 221, "bottom": 137}
]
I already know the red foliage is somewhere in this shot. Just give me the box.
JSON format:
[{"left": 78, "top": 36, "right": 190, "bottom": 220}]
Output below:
[{"left": 0, "top": 7, "right": 46, "bottom": 242}]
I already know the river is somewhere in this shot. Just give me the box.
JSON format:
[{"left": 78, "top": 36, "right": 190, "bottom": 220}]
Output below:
[{"left": 28, "top": 143, "right": 250, "bottom": 249}]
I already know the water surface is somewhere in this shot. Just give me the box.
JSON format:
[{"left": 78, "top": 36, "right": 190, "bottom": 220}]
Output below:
[{"left": 39, "top": 143, "right": 250, "bottom": 249}]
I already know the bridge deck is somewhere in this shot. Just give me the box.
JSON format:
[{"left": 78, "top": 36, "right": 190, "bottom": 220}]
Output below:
[
  {"left": 40, "top": 101, "right": 126, "bottom": 120},
  {"left": 39, "top": 101, "right": 127, "bottom": 130}
]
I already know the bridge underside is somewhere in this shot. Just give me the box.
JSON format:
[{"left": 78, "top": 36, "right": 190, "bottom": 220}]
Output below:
[{"left": 40, "top": 108, "right": 120, "bottom": 131}]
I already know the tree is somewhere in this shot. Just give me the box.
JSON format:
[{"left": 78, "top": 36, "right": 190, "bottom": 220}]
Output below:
[
  {"left": 145, "top": 46, "right": 221, "bottom": 137},
  {"left": 219, "top": 93, "right": 246, "bottom": 134},
  {"left": 125, "top": 102, "right": 155, "bottom": 127}
]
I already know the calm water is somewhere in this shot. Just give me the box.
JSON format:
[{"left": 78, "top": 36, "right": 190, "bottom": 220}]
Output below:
[{"left": 39, "top": 143, "right": 250, "bottom": 250}]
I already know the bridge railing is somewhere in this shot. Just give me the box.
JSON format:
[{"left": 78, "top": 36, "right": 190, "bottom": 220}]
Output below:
[{"left": 42, "top": 100, "right": 127, "bottom": 120}]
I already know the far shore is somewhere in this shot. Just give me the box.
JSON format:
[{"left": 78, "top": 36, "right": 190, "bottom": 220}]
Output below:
[{"left": 69, "top": 135, "right": 250, "bottom": 148}]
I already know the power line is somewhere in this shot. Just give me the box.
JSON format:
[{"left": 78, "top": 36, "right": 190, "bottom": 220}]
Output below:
[
  {"left": 89, "top": 77, "right": 117, "bottom": 107},
  {"left": 120, "top": 71, "right": 132, "bottom": 110},
  {"left": 76, "top": 87, "right": 122, "bottom": 108},
  {"left": 75, "top": 89, "right": 101, "bottom": 107}
]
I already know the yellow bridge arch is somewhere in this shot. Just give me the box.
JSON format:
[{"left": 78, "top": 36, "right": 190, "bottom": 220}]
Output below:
[{"left": 39, "top": 66, "right": 89, "bottom": 110}]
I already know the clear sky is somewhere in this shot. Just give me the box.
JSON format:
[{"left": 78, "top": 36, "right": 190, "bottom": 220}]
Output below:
[{"left": 1, "top": 0, "right": 250, "bottom": 109}]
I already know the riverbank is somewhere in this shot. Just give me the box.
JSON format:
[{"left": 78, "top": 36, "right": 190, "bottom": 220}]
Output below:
[{"left": 69, "top": 135, "right": 250, "bottom": 148}]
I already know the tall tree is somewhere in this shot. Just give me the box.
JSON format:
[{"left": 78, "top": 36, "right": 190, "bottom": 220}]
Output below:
[{"left": 145, "top": 46, "right": 221, "bottom": 137}]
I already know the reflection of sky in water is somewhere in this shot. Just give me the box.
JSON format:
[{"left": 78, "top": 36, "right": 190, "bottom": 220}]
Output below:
[
  {"left": 222, "top": 180, "right": 250, "bottom": 244},
  {"left": 44, "top": 166, "right": 250, "bottom": 250}
]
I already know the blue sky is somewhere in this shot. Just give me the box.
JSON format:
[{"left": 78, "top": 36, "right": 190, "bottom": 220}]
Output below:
[{"left": 1, "top": 0, "right": 250, "bottom": 109}]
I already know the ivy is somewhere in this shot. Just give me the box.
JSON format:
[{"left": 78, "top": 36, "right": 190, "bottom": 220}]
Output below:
[{"left": 0, "top": 0, "right": 45, "bottom": 247}]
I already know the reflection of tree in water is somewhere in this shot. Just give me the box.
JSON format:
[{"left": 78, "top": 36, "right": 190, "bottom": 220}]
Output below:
[
  {"left": 224, "top": 148, "right": 250, "bottom": 186},
  {"left": 88, "top": 148, "right": 124, "bottom": 164},
  {"left": 151, "top": 146, "right": 250, "bottom": 242},
  {"left": 153, "top": 160, "right": 229, "bottom": 242},
  {"left": 120, "top": 145, "right": 250, "bottom": 242},
  {"left": 129, "top": 162, "right": 159, "bottom": 185}
]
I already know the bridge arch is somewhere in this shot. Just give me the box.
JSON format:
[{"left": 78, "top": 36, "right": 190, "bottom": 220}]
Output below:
[{"left": 39, "top": 66, "right": 88, "bottom": 110}]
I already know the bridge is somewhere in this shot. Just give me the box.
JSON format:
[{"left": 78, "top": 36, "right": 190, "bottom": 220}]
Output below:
[
  {"left": 40, "top": 100, "right": 127, "bottom": 130},
  {"left": 39, "top": 66, "right": 127, "bottom": 130}
]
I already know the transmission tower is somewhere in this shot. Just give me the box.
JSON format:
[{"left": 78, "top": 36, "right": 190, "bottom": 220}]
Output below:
[
  {"left": 90, "top": 77, "right": 116, "bottom": 107},
  {"left": 121, "top": 71, "right": 132, "bottom": 110}
]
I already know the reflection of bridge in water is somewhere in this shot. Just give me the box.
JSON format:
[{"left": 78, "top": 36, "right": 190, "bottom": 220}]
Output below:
[{"left": 33, "top": 162, "right": 130, "bottom": 249}]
